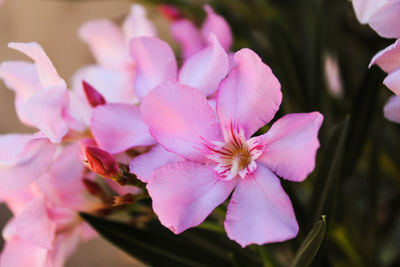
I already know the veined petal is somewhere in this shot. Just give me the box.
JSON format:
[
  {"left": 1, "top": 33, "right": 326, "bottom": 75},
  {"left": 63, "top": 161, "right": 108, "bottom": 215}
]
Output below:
[
  {"left": 130, "top": 144, "right": 184, "bottom": 183},
  {"left": 384, "top": 95, "right": 400, "bottom": 123},
  {"left": 25, "top": 85, "right": 69, "bottom": 143},
  {"left": 225, "top": 165, "right": 298, "bottom": 247},
  {"left": 130, "top": 37, "right": 177, "bottom": 100},
  {"left": 217, "top": 48, "right": 282, "bottom": 139},
  {"left": 148, "top": 161, "right": 236, "bottom": 234},
  {"left": 170, "top": 19, "right": 204, "bottom": 60},
  {"left": 179, "top": 34, "right": 229, "bottom": 97},
  {"left": 369, "top": 40, "right": 400, "bottom": 72},
  {"left": 201, "top": 5, "right": 232, "bottom": 51},
  {"left": 91, "top": 103, "right": 155, "bottom": 154},
  {"left": 257, "top": 112, "right": 323, "bottom": 182},
  {"left": 369, "top": 0, "right": 400, "bottom": 38},
  {"left": 8, "top": 42, "right": 65, "bottom": 88},
  {"left": 122, "top": 4, "right": 157, "bottom": 41},
  {"left": 15, "top": 196, "right": 56, "bottom": 249},
  {"left": 351, "top": 0, "right": 387, "bottom": 24},
  {"left": 79, "top": 19, "right": 129, "bottom": 69},
  {"left": 141, "top": 81, "right": 222, "bottom": 162}
]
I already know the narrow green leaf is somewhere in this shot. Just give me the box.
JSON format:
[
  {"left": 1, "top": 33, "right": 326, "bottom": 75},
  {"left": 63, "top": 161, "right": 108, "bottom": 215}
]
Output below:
[{"left": 291, "top": 216, "right": 327, "bottom": 267}]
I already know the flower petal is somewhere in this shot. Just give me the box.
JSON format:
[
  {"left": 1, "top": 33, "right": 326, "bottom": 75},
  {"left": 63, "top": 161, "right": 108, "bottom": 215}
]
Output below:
[
  {"left": 384, "top": 67, "right": 400, "bottom": 95},
  {"left": 179, "top": 34, "right": 229, "bottom": 97},
  {"left": 8, "top": 42, "right": 65, "bottom": 88},
  {"left": 25, "top": 85, "right": 69, "bottom": 143},
  {"left": 369, "top": 40, "right": 400, "bottom": 72},
  {"left": 91, "top": 103, "right": 154, "bottom": 154},
  {"left": 384, "top": 95, "right": 400, "bottom": 123},
  {"left": 141, "top": 81, "right": 222, "bottom": 162},
  {"left": 170, "top": 19, "right": 204, "bottom": 60},
  {"left": 217, "top": 48, "right": 282, "bottom": 138},
  {"left": 122, "top": 4, "right": 157, "bottom": 41},
  {"left": 351, "top": 0, "right": 387, "bottom": 24},
  {"left": 201, "top": 5, "right": 232, "bottom": 51},
  {"left": 130, "top": 37, "right": 177, "bottom": 100},
  {"left": 130, "top": 144, "right": 184, "bottom": 183},
  {"left": 79, "top": 19, "right": 129, "bottom": 69},
  {"left": 0, "top": 136, "right": 57, "bottom": 189},
  {"left": 148, "top": 161, "right": 236, "bottom": 234},
  {"left": 257, "top": 112, "right": 323, "bottom": 182},
  {"left": 0, "top": 236, "right": 47, "bottom": 267},
  {"left": 15, "top": 196, "right": 56, "bottom": 249},
  {"left": 224, "top": 165, "right": 298, "bottom": 247},
  {"left": 369, "top": 0, "right": 400, "bottom": 38}
]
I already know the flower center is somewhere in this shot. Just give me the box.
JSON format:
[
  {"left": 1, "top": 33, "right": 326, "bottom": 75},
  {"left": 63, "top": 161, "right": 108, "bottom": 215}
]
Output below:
[{"left": 205, "top": 127, "right": 263, "bottom": 180}]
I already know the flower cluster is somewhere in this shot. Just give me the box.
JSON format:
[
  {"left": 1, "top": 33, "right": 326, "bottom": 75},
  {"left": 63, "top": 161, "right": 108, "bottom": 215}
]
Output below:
[{"left": 0, "top": 4, "right": 323, "bottom": 265}]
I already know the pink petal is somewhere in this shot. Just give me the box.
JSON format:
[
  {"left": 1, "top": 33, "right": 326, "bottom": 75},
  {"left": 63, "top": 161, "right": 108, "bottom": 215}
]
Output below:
[
  {"left": 384, "top": 95, "right": 400, "bottom": 123},
  {"left": 130, "top": 37, "right": 177, "bottom": 100},
  {"left": 170, "top": 19, "right": 204, "bottom": 60},
  {"left": 179, "top": 34, "right": 229, "bottom": 97},
  {"left": 351, "top": 0, "right": 387, "bottom": 24},
  {"left": 0, "top": 136, "right": 57, "bottom": 189},
  {"left": 15, "top": 196, "right": 55, "bottom": 249},
  {"left": 25, "top": 85, "right": 69, "bottom": 143},
  {"left": 0, "top": 134, "right": 32, "bottom": 164},
  {"left": 148, "top": 161, "right": 236, "bottom": 234},
  {"left": 0, "top": 186, "right": 35, "bottom": 216},
  {"left": 79, "top": 19, "right": 129, "bottom": 69},
  {"left": 130, "top": 144, "right": 184, "bottom": 182},
  {"left": 8, "top": 42, "right": 65, "bottom": 88},
  {"left": 0, "top": 236, "right": 48, "bottom": 267},
  {"left": 217, "top": 48, "right": 282, "bottom": 138},
  {"left": 369, "top": 0, "right": 400, "bottom": 38},
  {"left": 257, "top": 112, "right": 323, "bottom": 182},
  {"left": 141, "top": 81, "right": 222, "bottom": 162},
  {"left": 91, "top": 103, "right": 154, "bottom": 154},
  {"left": 384, "top": 67, "right": 400, "bottom": 95},
  {"left": 201, "top": 5, "right": 232, "bottom": 51},
  {"left": 369, "top": 40, "right": 400, "bottom": 72},
  {"left": 224, "top": 165, "right": 298, "bottom": 247},
  {"left": 122, "top": 4, "right": 157, "bottom": 41},
  {"left": 45, "top": 228, "right": 81, "bottom": 267}
]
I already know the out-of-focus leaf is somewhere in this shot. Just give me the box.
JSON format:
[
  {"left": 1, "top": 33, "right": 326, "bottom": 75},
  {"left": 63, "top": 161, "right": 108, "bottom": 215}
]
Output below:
[
  {"left": 80, "top": 213, "right": 259, "bottom": 267},
  {"left": 290, "top": 216, "right": 327, "bottom": 267}
]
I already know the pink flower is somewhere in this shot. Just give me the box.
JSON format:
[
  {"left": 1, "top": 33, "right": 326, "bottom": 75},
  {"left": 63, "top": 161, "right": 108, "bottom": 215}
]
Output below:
[
  {"left": 140, "top": 49, "right": 323, "bottom": 247},
  {"left": 352, "top": 0, "right": 400, "bottom": 38}
]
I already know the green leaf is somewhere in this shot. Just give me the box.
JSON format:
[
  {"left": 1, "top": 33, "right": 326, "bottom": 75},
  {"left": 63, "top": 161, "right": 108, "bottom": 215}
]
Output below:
[
  {"left": 80, "top": 213, "right": 258, "bottom": 267},
  {"left": 291, "top": 216, "right": 327, "bottom": 267}
]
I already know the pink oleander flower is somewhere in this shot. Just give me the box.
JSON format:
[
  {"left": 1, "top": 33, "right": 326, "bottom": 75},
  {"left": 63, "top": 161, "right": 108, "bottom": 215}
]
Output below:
[
  {"left": 352, "top": 0, "right": 400, "bottom": 38},
  {"left": 139, "top": 48, "right": 323, "bottom": 247}
]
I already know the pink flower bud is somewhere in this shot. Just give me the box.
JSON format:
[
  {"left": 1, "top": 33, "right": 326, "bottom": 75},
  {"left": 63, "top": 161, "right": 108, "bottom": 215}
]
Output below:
[
  {"left": 82, "top": 80, "right": 106, "bottom": 107},
  {"left": 85, "top": 146, "right": 119, "bottom": 178},
  {"left": 158, "top": 4, "right": 182, "bottom": 21}
]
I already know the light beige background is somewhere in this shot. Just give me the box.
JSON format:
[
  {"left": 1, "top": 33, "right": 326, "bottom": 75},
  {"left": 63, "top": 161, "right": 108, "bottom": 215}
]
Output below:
[{"left": 0, "top": 0, "right": 155, "bottom": 265}]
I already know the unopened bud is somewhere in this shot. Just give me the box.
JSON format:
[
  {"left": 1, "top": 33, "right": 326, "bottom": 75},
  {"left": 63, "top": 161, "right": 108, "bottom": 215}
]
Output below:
[
  {"left": 82, "top": 80, "right": 106, "bottom": 107},
  {"left": 158, "top": 4, "right": 182, "bottom": 21},
  {"left": 83, "top": 178, "right": 102, "bottom": 196},
  {"left": 85, "top": 146, "right": 119, "bottom": 178}
]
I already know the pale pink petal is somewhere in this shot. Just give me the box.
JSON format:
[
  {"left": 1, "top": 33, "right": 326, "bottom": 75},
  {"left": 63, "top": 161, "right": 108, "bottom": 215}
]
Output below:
[
  {"left": 148, "top": 161, "right": 236, "bottom": 234},
  {"left": 0, "top": 236, "right": 48, "bottom": 267},
  {"left": 351, "top": 0, "right": 387, "bottom": 24},
  {"left": 217, "top": 48, "right": 282, "bottom": 138},
  {"left": 15, "top": 196, "right": 56, "bottom": 249},
  {"left": 45, "top": 227, "right": 81, "bottom": 267},
  {"left": 383, "top": 67, "right": 400, "bottom": 95},
  {"left": 91, "top": 103, "right": 155, "bottom": 154},
  {"left": 369, "top": 0, "right": 400, "bottom": 38},
  {"left": 224, "top": 165, "right": 298, "bottom": 247},
  {"left": 25, "top": 85, "right": 69, "bottom": 143},
  {"left": 79, "top": 19, "right": 129, "bottom": 69},
  {"left": 8, "top": 42, "right": 65, "bottom": 88},
  {"left": 122, "top": 4, "right": 157, "bottom": 41},
  {"left": 257, "top": 112, "right": 323, "bottom": 182},
  {"left": 130, "top": 37, "right": 177, "bottom": 100},
  {"left": 384, "top": 95, "right": 400, "bottom": 123},
  {"left": 201, "top": 5, "right": 232, "bottom": 51},
  {"left": 170, "top": 19, "right": 204, "bottom": 60},
  {"left": 0, "top": 136, "right": 57, "bottom": 189},
  {"left": 179, "top": 34, "right": 229, "bottom": 97},
  {"left": 369, "top": 40, "right": 400, "bottom": 72},
  {"left": 141, "top": 81, "right": 222, "bottom": 162},
  {"left": 0, "top": 186, "right": 35, "bottom": 216},
  {"left": 0, "top": 134, "right": 32, "bottom": 164},
  {"left": 130, "top": 144, "right": 184, "bottom": 182},
  {"left": 37, "top": 143, "right": 85, "bottom": 210}
]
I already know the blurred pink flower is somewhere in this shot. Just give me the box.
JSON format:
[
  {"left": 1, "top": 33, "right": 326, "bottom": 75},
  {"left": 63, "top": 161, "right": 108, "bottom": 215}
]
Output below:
[{"left": 140, "top": 49, "right": 323, "bottom": 247}]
